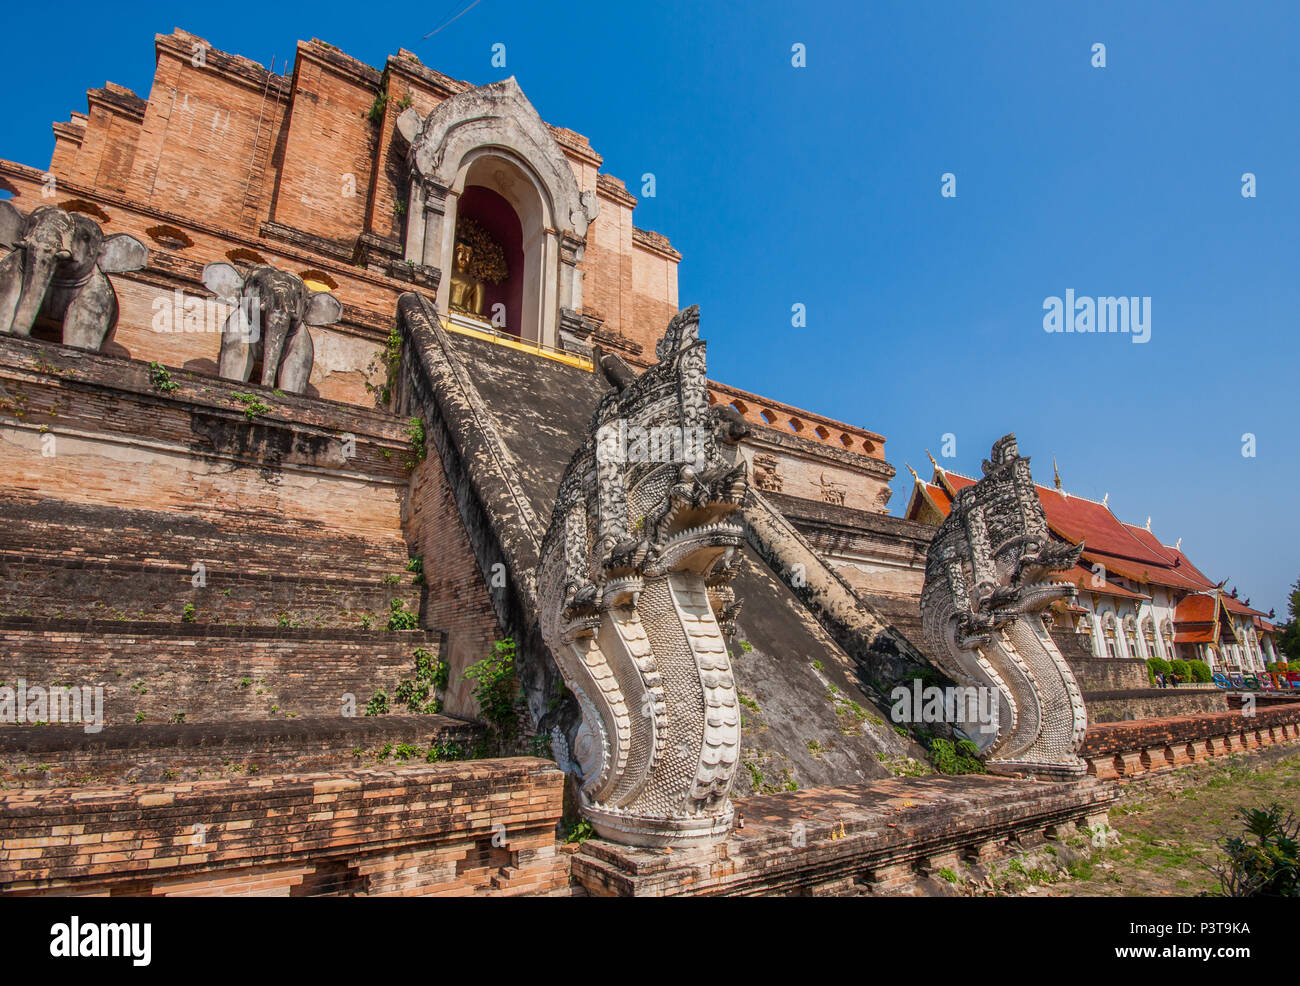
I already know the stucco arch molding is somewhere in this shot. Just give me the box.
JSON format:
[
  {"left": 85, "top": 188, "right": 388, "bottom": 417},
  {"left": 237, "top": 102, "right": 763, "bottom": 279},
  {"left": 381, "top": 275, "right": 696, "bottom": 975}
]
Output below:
[{"left": 396, "top": 78, "right": 599, "bottom": 255}]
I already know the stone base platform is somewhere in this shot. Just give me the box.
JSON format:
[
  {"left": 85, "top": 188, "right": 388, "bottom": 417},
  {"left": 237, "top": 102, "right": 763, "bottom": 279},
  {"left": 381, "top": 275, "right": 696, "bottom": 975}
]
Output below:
[{"left": 572, "top": 774, "right": 1117, "bottom": 897}]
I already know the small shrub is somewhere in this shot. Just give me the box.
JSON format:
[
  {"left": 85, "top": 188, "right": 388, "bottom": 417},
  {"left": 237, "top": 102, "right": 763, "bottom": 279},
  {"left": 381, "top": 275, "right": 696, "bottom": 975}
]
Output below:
[
  {"left": 464, "top": 638, "right": 521, "bottom": 755},
  {"left": 148, "top": 361, "right": 179, "bottom": 393},
  {"left": 564, "top": 818, "right": 595, "bottom": 845},
  {"left": 1187, "top": 659, "right": 1213, "bottom": 684},
  {"left": 426, "top": 739, "right": 464, "bottom": 763},
  {"left": 928, "top": 737, "right": 985, "bottom": 775},
  {"left": 230, "top": 392, "right": 271, "bottom": 421},
  {"left": 386, "top": 597, "right": 419, "bottom": 630},
  {"left": 1146, "top": 657, "right": 1172, "bottom": 684},
  {"left": 181, "top": 602, "right": 196, "bottom": 623},
  {"left": 404, "top": 416, "right": 427, "bottom": 469},
  {"left": 1208, "top": 804, "right": 1299, "bottom": 897},
  {"left": 364, "top": 690, "right": 389, "bottom": 717}
]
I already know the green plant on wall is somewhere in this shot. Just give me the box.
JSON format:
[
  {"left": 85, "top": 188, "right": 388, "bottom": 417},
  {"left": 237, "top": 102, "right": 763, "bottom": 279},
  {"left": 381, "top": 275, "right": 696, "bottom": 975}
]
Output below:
[
  {"left": 230, "top": 392, "right": 271, "bottom": 421},
  {"left": 463, "top": 637, "right": 521, "bottom": 756},
  {"left": 391, "top": 645, "right": 449, "bottom": 714},
  {"left": 148, "top": 361, "right": 179, "bottom": 393},
  {"left": 386, "top": 597, "right": 419, "bottom": 630},
  {"left": 928, "top": 737, "right": 985, "bottom": 775},
  {"left": 404, "top": 416, "right": 427, "bottom": 469}
]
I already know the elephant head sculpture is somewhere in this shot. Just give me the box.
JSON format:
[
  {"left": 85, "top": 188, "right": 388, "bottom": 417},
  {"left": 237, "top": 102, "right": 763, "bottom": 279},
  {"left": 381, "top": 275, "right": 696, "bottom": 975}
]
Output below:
[
  {"left": 0, "top": 201, "right": 148, "bottom": 350},
  {"left": 201, "top": 262, "right": 342, "bottom": 394}
]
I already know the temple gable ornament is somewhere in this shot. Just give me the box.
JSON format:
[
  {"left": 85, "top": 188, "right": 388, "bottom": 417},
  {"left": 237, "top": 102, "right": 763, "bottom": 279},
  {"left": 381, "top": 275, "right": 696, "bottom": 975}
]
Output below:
[
  {"left": 537, "top": 305, "right": 749, "bottom": 847},
  {"left": 920, "top": 434, "right": 1089, "bottom": 779}
]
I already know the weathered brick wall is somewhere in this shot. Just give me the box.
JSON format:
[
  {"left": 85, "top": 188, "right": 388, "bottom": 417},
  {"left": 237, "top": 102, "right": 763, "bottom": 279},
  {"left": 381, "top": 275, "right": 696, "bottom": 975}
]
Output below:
[
  {"left": 126, "top": 32, "right": 290, "bottom": 236},
  {"left": 0, "top": 335, "right": 409, "bottom": 536},
  {"left": 405, "top": 453, "right": 502, "bottom": 719},
  {"left": 1066, "top": 655, "right": 1149, "bottom": 690},
  {"left": 1082, "top": 704, "right": 1300, "bottom": 757},
  {"left": 0, "top": 714, "right": 479, "bottom": 788},
  {"left": 269, "top": 42, "right": 381, "bottom": 249},
  {"left": 1083, "top": 689, "right": 1227, "bottom": 723},
  {"left": 0, "top": 621, "right": 440, "bottom": 724},
  {"left": 0, "top": 758, "right": 567, "bottom": 896}
]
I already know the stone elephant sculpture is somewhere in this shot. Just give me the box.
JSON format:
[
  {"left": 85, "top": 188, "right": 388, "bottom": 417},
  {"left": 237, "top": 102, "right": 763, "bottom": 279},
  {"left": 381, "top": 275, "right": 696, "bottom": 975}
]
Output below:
[
  {"left": 0, "top": 201, "right": 148, "bottom": 350},
  {"left": 201, "top": 262, "right": 343, "bottom": 394}
]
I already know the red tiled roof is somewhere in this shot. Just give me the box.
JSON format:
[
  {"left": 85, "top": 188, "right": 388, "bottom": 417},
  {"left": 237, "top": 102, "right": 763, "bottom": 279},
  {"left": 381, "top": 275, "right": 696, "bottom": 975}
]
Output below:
[
  {"left": 1175, "top": 594, "right": 1217, "bottom": 623},
  {"left": 1165, "top": 548, "right": 1216, "bottom": 589},
  {"left": 1122, "top": 524, "right": 1180, "bottom": 565},
  {"left": 1256, "top": 617, "right": 1276, "bottom": 633},
  {"left": 1173, "top": 630, "right": 1216, "bottom": 644},
  {"left": 928, "top": 484, "right": 951, "bottom": 515},
  {"left": 1061, "top": 564, "right": 1149, "bottom": 601},
  {"left": 1220, "top": 594, "right": 1269, "bottom": 618},
  {"left": 1081, "top": 549, "right": 1214, "bottom": 592}
]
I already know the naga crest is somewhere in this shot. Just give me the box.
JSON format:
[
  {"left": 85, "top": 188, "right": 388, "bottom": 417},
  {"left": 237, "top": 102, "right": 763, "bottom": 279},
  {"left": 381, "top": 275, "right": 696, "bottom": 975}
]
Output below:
[
  {"left": 920, "top": 434, "right": 1088, "bottom": 779},
  {"left": 538, "top": 305, "right": 749, "bottom": 847}
]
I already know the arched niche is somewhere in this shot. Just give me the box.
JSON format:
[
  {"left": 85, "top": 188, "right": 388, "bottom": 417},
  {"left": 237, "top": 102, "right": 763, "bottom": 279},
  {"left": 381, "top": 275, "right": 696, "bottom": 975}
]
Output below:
[{"left": 396, "top": 78, "right": 599, "bottom": 348}]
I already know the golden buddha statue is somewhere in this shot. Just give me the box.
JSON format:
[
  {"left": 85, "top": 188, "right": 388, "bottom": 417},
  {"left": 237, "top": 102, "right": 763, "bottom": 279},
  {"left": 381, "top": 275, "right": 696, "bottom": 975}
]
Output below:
[{"left": 448, "top": 240, "right": 485, "bottom": 316}]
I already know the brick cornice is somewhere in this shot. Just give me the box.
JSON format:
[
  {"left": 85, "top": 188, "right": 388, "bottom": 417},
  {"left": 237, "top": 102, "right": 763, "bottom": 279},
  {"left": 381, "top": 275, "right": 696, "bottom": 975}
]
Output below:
[
  {"left": 155, "top": 30, "right": 291, "bottom": 100},
  {"left": 632, "top": 226, "right": 681, "bottom": 262}
]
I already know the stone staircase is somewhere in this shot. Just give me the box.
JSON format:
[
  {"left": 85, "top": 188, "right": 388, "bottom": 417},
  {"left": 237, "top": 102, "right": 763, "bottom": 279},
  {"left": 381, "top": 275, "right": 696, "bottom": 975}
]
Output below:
[{"left": 0, "top": 336, "right": 484, "bottom": 803}]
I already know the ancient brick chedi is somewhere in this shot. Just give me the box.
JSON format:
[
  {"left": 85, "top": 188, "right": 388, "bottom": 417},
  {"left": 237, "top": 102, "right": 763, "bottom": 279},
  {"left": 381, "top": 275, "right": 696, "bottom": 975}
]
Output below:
[{"left": 4, "top": 28, "right": 1286, "bottom": 893}]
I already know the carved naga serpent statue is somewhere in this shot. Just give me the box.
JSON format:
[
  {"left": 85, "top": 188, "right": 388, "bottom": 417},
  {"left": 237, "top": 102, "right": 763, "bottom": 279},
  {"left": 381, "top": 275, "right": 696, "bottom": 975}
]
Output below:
[
  {"left": 920, "top": 434, "right": 1089, "bottom": 779},
  {"left": 537, "top": 305, "right": 749, "bottom": 847}
]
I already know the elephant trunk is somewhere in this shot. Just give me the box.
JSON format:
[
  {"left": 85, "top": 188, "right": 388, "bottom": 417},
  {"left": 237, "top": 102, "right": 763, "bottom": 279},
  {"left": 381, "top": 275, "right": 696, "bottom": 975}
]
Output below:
[
  {"left": 260, "top": 310, "right": 292, "bottom": 388},
  {"left": 10, "top": 245, "right": 64, "bottom": 337}
]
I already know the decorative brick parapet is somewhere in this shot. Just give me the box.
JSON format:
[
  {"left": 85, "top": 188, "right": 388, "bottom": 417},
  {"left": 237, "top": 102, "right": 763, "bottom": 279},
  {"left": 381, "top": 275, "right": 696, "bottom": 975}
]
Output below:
[
  {"left": 0, "top": 758, "right": 566, "bottom": 896},
  {"left": 1079, "top": 704, "right": 1300, "bottom": 781}
]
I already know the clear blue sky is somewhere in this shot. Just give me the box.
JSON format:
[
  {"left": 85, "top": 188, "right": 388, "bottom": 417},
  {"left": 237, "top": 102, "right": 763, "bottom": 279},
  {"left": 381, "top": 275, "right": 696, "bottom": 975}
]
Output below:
[{"left": 2, "top": 1, "right": 1296, "bottom": 617}]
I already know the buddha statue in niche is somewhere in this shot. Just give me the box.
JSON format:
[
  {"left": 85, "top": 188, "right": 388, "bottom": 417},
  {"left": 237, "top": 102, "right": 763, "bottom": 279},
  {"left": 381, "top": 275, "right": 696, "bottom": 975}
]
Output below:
[{"left": 448, "top": 239, "right": 485, "bottom": 317}]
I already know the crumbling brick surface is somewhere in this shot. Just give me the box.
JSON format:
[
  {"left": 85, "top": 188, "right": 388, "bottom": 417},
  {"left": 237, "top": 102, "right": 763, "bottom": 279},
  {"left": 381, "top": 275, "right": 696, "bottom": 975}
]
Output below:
[{"left": 0, "top": 757, "right": 567, "bottom": 897}]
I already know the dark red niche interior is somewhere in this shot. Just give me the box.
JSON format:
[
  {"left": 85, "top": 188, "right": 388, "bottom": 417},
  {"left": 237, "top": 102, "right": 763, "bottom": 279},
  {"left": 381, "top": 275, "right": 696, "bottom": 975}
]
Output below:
[{"left": 456, "top": 185, "right": 524, "bottom": 338}]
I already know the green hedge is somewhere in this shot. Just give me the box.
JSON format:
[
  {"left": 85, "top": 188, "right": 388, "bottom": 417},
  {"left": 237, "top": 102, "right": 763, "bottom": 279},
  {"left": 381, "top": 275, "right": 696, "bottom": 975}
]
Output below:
[
  {"left": 1187, "top": 659, "right": 1213, "bottom": 683},
  {"left": 1169, "top": 658, "right": 1191, "bottom": 683}
]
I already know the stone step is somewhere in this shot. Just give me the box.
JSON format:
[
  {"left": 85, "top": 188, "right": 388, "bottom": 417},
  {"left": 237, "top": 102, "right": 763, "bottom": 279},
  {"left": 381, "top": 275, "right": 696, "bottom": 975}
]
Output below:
[
  {"left": 0, "top": 496, "right": 416, "bottom": 579},
  {"left": 0, "top": 714, "right": 481, "bottom": 789},
  {"left": 0, "top": 619, "right": 444, "bottom": 726},
  {"left": 0, "top": 497, "right": 426, "bottom": 628},
  {"left": 0, "top": 554, "right": 423, "bottom": 629}
]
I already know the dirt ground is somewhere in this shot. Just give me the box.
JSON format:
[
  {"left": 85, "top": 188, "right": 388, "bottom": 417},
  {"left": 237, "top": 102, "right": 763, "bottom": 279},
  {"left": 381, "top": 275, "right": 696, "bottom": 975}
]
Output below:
[{"left": 1032, "top": 750, "right": 1300, "bottom": 897}]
